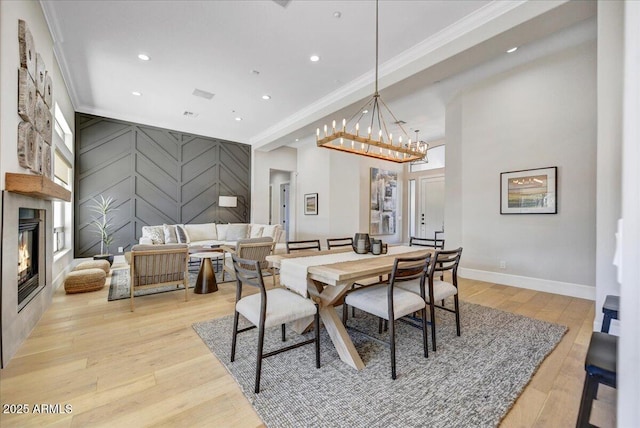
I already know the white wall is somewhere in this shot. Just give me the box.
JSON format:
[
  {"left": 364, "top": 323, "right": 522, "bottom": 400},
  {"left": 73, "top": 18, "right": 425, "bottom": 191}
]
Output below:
[
  {"left": 445, "top": 41, "right": 597, "bottom": 298},
  {"left": 595, "top": 0, "right": 623, "bottom": 331},
  {"left": 0, "top": 0, "right": 75, "bottom": 365}
]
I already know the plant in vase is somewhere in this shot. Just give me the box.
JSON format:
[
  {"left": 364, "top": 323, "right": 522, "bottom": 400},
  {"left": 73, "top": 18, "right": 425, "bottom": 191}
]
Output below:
[{"left": 90, "top": 195, "right": 117, "bottom": 265}]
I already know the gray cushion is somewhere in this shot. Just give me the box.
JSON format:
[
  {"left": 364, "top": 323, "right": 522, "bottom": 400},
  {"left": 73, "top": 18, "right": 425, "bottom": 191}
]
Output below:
[
  {"left": 345, "top": 284, "right": 426, "bottom": 321},
  {"left": 163, "top": 224, "right": 178, "bottom": 244}
]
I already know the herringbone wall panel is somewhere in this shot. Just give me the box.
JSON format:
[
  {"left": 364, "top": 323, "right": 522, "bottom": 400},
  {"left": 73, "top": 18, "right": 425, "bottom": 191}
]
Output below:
[{"left": 75, "top": 113, "right": 251, "bottom": 257}]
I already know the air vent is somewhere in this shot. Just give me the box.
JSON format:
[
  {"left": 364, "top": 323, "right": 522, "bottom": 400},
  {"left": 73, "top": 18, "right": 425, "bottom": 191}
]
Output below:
[
  {"left": 192, "top": 88, "right": 214, "bottom": 100},
  {"left": 272, "top": 0, "right": 292, "bottom": 8},
  {"left": 183, "top": 111, "right": 199, "bottom": 118},
  {"left": 393, "top": 120, "right": 407, "bottom": 125}
]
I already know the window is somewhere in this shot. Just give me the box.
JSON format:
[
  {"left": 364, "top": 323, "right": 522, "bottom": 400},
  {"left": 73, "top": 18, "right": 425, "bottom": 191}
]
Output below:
[{"left": 52, "top": 104, "right": 73, "bottom": 254}]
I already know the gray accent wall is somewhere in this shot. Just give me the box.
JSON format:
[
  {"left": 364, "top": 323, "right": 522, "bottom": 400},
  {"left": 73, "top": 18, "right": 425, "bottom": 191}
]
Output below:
[{"left": 74, "top": 113, "right": 251, "bottom": 257}]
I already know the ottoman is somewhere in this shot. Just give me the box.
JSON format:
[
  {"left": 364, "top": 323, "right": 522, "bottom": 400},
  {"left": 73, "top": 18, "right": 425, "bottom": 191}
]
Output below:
[
  {"left": 64, "top": 268, "right": 106, "bottom": 294},
  {"left": 74, "top": 259, "right": 111, "bottom": 275}
]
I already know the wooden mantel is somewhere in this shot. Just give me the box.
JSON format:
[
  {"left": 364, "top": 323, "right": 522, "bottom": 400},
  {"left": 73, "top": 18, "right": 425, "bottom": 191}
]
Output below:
[{"left": 5, "top": 173, "right": 71, "bottom": 202}]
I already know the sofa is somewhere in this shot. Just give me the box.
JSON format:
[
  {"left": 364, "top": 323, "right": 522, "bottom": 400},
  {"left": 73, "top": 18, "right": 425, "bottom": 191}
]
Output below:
[{"left": 139, "top": 222, "right": 286, "bottom": 254}]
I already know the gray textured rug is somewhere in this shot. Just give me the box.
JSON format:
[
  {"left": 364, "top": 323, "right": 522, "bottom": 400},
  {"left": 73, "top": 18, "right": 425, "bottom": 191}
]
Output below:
[
  {"left": 107, "top": 268, "right": 232, "bottom": 301},
  {"left": 193, "top": 301, "right": 567, "bottom": 428}
]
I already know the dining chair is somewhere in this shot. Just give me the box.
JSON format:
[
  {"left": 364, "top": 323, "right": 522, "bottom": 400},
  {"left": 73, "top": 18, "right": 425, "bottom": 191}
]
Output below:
[
  {"left": 286, "top": 239, "right": 321, "bottom": 253},
  {"left": 397, "top": 247, "right": 463, "bottom": 351},
  {"left": 409, "top": 236, "right": 446, "bottom": 295},
  {"left": 409, "top": 236, "right": 445, "bottom": 249},
  {"left": 344, "top": 254, "right": 431, "bottom": 379},
  {"left": 230, "top": 255, "right": 320, "bottom": 393},
  {"left": 326, "top": 237, "right": 353, "bottom": 249}
]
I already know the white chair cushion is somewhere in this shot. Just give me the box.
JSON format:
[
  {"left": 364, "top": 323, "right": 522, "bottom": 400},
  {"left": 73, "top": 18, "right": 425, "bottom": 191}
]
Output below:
[
  {"left": 345, "top": 284, "right": 426, "bottom": 321},
  {"left": 396, "top": 279, "right": 458, "bottom": 302},
  {"left": 236, "top": 288, "right": 317, "bottom": 328}
]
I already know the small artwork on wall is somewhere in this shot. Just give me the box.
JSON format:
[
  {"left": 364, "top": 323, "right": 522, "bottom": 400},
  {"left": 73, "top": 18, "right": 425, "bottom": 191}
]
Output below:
[
  {"left": 500, "top": 166, "right": 557, "bottom": 214},
  {"left": 370, "top": 167, "right": 397, "bottom": 235},
  {"left": 304, "top": 193, "right": 318, "bottom": 215}
]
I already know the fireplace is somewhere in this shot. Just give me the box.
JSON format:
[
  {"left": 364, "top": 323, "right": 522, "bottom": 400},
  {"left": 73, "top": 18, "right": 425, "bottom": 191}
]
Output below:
[{"left": 18, "top": 209, "right": 40, "bottom": 306}]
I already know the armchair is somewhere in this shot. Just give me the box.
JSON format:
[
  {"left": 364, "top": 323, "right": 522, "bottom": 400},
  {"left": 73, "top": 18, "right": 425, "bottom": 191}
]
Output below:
[
  {"left": 221, "top": 237, "right": 276, "bottom": 286},
  {"left": 129, "top": 244, "right": 189, "bottom": 311}
]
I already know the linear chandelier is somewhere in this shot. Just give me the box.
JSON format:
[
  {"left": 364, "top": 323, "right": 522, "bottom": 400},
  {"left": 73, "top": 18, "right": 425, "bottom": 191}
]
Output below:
[{"left": 316, "top": 0, "right": 428, "bottom": 164}]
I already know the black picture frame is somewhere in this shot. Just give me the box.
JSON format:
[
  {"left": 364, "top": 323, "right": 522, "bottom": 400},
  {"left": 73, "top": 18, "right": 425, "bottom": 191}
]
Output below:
[{"left": 500, "top": 166, "right": 557, "bottom": 214}]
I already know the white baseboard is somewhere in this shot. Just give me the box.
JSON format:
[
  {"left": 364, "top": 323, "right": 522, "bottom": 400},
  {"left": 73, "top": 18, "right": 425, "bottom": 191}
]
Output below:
[{"left": 459, "top": 268, "right": 596, "bottom": 300}]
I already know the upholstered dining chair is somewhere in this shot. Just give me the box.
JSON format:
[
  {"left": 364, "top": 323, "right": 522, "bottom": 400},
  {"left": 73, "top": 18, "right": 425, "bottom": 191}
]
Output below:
[
  {"left": 409, "top": 236, "right": 445, "bottom": 249},
  {"left": 409, "top": 236, "right": 446, "bottom": 283},
  {"left": 286, "top": 239, "right": 321, "bottom": 253},
  {"left": 397, "top": 247, "right": 463, "bottom": 351},
  {"left": 230, "top": 255, "right": 320, "bottom": 393},
  {"left": 326, "top": 237, "right": 353, "bottom": 249},
  {"left": 221, "top": 237, "right": 276, "bottom": 286},
  {"left": 129, "top": 244, "right": 189, "bottom": 312},
  {"left": 344, "top": 254, "right": 431, "bottom": 379}
]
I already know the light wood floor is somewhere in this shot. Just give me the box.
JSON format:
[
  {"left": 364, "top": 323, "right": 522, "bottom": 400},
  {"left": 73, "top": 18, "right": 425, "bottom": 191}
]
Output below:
[{"left": 0, "top": 262, "right": 616, "bottom": 427}]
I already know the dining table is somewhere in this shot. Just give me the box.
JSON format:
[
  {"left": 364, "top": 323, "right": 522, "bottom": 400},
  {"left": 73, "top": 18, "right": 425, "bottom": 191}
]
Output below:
[{"left": 266, "top": 245, "right": 434, "bottom": 370}]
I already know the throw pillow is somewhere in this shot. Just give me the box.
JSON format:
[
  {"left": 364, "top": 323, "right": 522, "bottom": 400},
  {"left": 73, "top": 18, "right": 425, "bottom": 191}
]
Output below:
[
  {"left": 261, "top": 224, "right": 280, "bottom": 241},
  {"left": 226, "top": 224, "right": 249, "bottom": 241},
  {"left": 175, "top": 224, "right": 190, "bottom": 244},
  {"left": 216, "top": 223, "right": 229, "bottom": 240},
  {"left": 184, "top": 223, "right": 217, "bottom": 242},
  {"left": 249, "top": 224, "right": 263, "bottom": 238},
  {"left": 163, "top": 224, "right": 178, "bottom": 244},
  {"left": 141, "top": 225, "right": 165, "bottom": 244}
]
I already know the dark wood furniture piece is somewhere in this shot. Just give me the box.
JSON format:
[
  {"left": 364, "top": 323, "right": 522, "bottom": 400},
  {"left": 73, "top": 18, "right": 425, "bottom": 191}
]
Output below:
[
  {"left": 191, "top": 252, "right": 223, "bottom": 294},
  {"left": 344, "top": 254, "right": 431, "bottom": 379},
  {"left": 397, "top": 247, "right": 463, "bottom": 351},
  {"left": 286, "top": 239, "right": 321, "bottom": 253},
  {"left": 326, "top": 237, "right": 354, "bottom": 249},
  {"left": 576, "top": 331, "right": 617, "bottom": 428},
  {"left": 601, "top": 295, "right": 619, "bottom": 333},
  {"left": 230, "top": 256, "right": 320, "bottom": 393},
  {"left": 409, "top": 236, "right": 445, "bottom": 249}
]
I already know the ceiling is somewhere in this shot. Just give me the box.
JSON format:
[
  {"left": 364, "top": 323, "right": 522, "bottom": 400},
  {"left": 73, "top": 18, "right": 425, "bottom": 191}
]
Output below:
[{"left": 41, "top": 0, "right": 596, "bottom": 152}]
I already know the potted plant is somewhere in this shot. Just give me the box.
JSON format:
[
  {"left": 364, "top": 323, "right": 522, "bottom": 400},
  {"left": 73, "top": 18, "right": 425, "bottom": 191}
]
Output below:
[{"left": 90, "top": 195, "right": 117, "bottom": 265}]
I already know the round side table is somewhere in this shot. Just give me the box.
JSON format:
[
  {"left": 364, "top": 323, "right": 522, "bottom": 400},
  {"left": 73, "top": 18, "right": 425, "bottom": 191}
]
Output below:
[{"left": 191, "top": 252, "right": 224, "bottom": 294}]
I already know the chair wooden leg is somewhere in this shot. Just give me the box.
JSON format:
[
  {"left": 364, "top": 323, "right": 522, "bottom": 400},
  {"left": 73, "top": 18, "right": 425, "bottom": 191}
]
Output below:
[
  {"left": 454, "top": 294, "right": 461, "bottom": 336},
  {"left": 389, "top": 318, "right": 397, "bottom": 380},
  {"left": 314, "top": 306, "right": 320, "bottom": 368},
  {"left": 421, "top": 307, "right": 429, "bottom": 358},
  {"left": 378, "top": 317, "right": 383, "bottom": 334},
  {"left": 576, "top": 373, "right": 598, "bottom": 428},
  {"left": 231, "top": 311, "right": 240, "bottom": 362},
  {"left": 281, "top": 324, "right": 286, "bottom": 342},
  {"left": 343, "top": 303, "right": 348, "bottom": 323},
  {"left": 255, "top": 323, "right": 265, "bottom": 394}
]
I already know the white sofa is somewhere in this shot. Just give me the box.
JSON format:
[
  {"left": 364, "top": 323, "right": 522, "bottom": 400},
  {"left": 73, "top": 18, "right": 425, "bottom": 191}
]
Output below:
[{"left": 139, "top": 222, "right": 286, "bottom": 254}]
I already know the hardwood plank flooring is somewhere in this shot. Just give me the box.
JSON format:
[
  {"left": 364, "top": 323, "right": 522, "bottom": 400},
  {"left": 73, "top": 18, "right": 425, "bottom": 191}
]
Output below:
[{"left": 0, "top": 263, "right": 615, "bottom": 427}]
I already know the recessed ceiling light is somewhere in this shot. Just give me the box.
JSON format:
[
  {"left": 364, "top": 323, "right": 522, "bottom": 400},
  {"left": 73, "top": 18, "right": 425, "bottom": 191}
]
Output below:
[
  {"left": 235, "top": 117, "right": 242, "bottom": 121},
  {"left": 333, "top": 11, "right": 342, "bottom": 18},
  {"left": 310, "top": 55, "right": 320, "bottom": 62},
  {"left": 137, "top": 54, "right": 150, "bottom": 61},
  {"left": 295, "top": 138, "right": 299, "bottom": 142},
  {"left": 262, "top": 94, "right": 271, "bottom": 100},
  {"left": 251, "top": 70, "right": 260, "bottom": 75},
  {"left": 131, "top": 91, "right": 142, "bottom": 96},
  {"left": 363, "top": 109, "right": 369, "bottom": 114},
  {"left": 507, "top": 47, "right": 518, "bottom": 53}
]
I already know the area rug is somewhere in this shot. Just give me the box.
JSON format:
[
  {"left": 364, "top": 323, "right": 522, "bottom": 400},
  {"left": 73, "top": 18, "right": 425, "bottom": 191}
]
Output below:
[
  {"left": 107, "top": 268, "right": 231, "bottom": 301},
  {"left": 193, "top": 302, "right": 567, "bottom": 428}
]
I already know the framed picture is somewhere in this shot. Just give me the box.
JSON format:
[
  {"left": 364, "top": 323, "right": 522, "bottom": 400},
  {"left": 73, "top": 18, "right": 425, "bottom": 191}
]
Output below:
[
  {"left": 500, "top": 166, "right": 557, "bottom": 214},
  {"left": 304, "top": 193, "right": 318, "bottom": 215},
  {"left": 370, "top": 168, "right": 398, "bottom": 235}
]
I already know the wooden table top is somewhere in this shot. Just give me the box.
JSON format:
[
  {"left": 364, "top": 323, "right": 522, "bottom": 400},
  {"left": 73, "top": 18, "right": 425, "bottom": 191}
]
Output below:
[{"left": 267, "top": 246, "right": 433, "bottom": 286}]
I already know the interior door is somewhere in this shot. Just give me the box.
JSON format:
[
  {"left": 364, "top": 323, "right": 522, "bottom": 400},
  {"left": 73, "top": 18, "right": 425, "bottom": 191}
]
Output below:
[
  {"left": 280, "top": 183, "right": 290, "bottom": 241},
  {"left": 417, "top": 176, "right": 445, "bottom": 239}
]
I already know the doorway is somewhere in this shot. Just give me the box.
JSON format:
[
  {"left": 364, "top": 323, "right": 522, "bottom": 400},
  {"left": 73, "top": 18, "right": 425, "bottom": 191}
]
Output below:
[
  {"left": 280, "top": 183, "right": 290, "bottom": 241},
  {"left": 416, "top": 176, "right": 445, "bottom": 240}
]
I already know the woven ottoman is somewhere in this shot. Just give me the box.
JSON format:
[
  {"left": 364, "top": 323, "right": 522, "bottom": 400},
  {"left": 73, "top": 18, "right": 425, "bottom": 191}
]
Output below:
[
  {"left": 64, "top": 268, "right": 106, "bottom": 294},
  {"left": 74, "top": 259, "right": 111, "bottom": 275}
]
